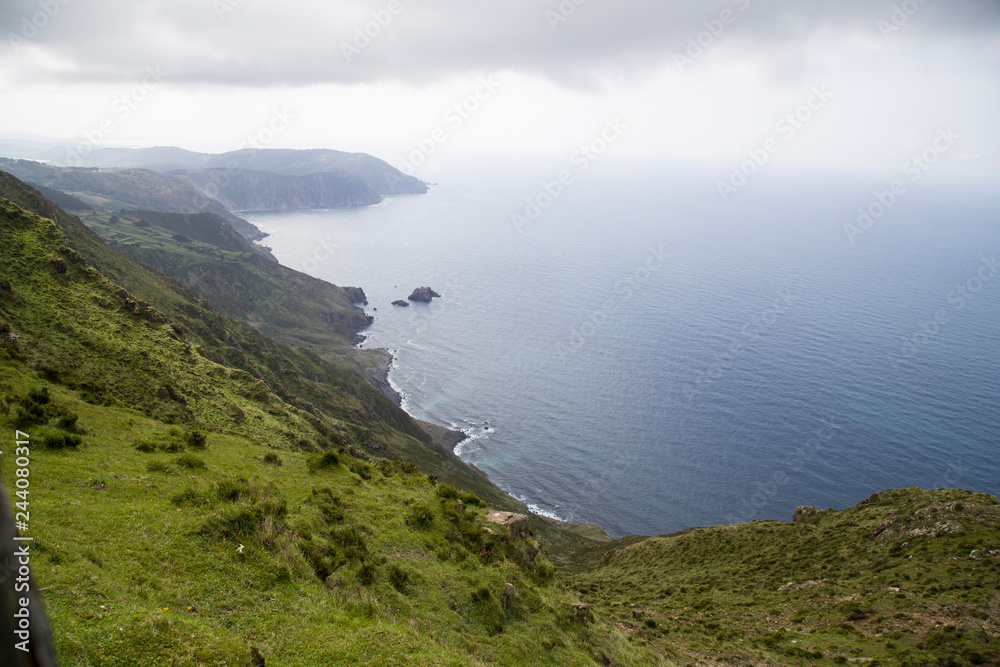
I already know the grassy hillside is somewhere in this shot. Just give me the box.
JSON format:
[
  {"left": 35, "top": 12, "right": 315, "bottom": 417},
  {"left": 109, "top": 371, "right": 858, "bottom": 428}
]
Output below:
[
  {"left": 568, "top": 488, "right": 1000, "bottom": 665},
  {"left": 0, "top": 362, "right": 656, "bottom": 665},
  {"left": 0, "top": 185, "right": 654, "bottom": 665},
  {"left": 4, "top": 175, "right": 997, "bottom": 666},
  {"left": 0, "top": 173, "right": 609, "bottom": 555},
  {"left": 0, "top": 158, "right": 263, "bottom": 240},
  {"left": 76, "top": 208, "right": 372, "bottom": 352}
]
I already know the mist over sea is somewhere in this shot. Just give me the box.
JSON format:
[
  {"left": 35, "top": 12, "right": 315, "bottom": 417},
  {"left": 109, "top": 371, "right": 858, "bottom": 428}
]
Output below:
[{"left": 249, "top": 161, "right": 1000, "bottom": 538}]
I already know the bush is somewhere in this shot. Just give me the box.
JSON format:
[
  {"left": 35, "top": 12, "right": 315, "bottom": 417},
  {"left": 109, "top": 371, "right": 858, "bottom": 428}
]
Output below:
[
  {"left": 407, "top": 500, "right": 435, "bottom": 529},
  {"left": 135, "top": 440, "right": 158, "bottom": 453},
  {"left": 349, "top": 461, "right": 372, "bottom": 480},
  {"left": 459, "top": 492, "right": 485, "bottom": 507},
  {"left": 56, "top": 412, "right": 80, "bottom": 432},
  {"left": 435, "top": 484, "right": 459, "bottom": 500},
  {"left": 215, "top": 478, "right": 252, "bottom": 502},
  {"left": 262, "top": 452, "right": 282, "bottom": 466},
  {"left": 185, "top": 430, "right": 208, "bottom": 450},
  {"left": 27, "top": 387, "right": 50, "bottom": 405},
  {"left": 176, "top": 454, "right": 206, "bottom": 470},
  {"left": 172, "top": 487, "right": 209, "bottom": 506},
  {"left": 307, "top": 450, "right": 340, "bottom": 472},
  {"left": 42, "top": 432, "right": 81, "bottom": 450}
]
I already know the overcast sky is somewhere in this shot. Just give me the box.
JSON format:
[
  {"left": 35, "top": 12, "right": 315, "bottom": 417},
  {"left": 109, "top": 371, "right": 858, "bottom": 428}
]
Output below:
[{"left": 1, "top": 0, "right": 999, "bottom": 177}]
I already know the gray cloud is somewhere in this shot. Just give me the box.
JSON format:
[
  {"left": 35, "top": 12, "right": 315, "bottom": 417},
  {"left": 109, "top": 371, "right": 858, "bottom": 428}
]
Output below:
[{"left": 2, "top": 0, "right": 999, "bottom": 87}]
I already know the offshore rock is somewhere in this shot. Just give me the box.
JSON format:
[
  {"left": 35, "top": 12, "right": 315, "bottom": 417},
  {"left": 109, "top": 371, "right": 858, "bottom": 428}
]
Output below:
[{"left": 408, "top": 286, "right": 441, "bottom": 303}]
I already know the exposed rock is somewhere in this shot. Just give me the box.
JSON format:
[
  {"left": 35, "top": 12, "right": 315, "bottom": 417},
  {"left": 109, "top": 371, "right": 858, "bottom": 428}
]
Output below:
[
  {"left": 391, "top": 300, "right": 410, "bottom": 307},
  {"left": 571, "top": 604, "right": 591, "bottom": 624},
  {"left": 793, "top": 505, "right": 820, "bottom": 522},
  {"left": 486, "top": 511, "right": 531, "bottom": 540},
  {"left": 408, "top": 286, "right": 441, "bottom": 303}
]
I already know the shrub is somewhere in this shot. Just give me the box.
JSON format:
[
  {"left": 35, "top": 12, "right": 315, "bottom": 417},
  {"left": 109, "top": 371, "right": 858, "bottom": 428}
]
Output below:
[
  {"left": 435, "top": 484, "right": 459, "bottom": 500},
  {"left": 176, "top": 454, "right": 206, "bottom": 470},
  {"left": 262, "top": 452, "right": 282, "bottom": 466},
  {"left": 185, "top": 430, "right": 208, "bottom": 450},
  {"left": 57, "top": 412, "right": 80, "bottom": 432},
  {"left": 215, "top": 478, "right": 252, "bottom": 502},
  {"left": 407, "top": 500, "right": 435, "bottom": 529},
  {"left": 459, "top": 492, "right": 485, "bottom": 507},
  {"left": 307, "top": 450, "right": 340, "bottom": 472},
  {"left": 135, "top": 440, "right": 158, "bottom": 453},
  {"left": 349, "top": 461, "right": 372, "bottom": 480},
  {"left": 172, "top": 487, "right": 209, "bottom": 506},
  {"left": 199, "top": 496, "right": 287, "bottom": 544},
  {"left": 27, "top": 387, "right": 50, "bottom": 405},
  {"left": 42, "top": 432, "right": 81, "bottom": 450}
]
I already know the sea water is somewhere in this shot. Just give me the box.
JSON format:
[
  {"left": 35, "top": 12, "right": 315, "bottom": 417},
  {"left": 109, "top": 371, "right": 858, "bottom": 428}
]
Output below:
[{"left": 248, "top": 161, "right": 1000, "bottom": 538}]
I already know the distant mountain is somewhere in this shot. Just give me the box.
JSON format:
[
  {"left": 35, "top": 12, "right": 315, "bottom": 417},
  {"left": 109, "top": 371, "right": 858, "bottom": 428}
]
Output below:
[
  {"left": 0, "top": 141, "right": 427, "bottom": 196},
  {"left": 0, "top": 158, "right": 265, "bottom": 240},
  {"left": 169, "top": 167, "right": 382, "bottom": 211}
]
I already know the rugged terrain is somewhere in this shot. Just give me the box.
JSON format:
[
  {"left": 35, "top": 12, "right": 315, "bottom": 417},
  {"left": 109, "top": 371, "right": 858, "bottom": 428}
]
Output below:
[{"left": 1, "top": 172, "right": 997, "bottom": 666}]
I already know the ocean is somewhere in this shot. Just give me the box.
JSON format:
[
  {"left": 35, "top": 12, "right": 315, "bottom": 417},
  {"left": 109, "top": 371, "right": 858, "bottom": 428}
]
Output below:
[{"left": 247, "top": 161, "right": 1000, "bottom": 538}]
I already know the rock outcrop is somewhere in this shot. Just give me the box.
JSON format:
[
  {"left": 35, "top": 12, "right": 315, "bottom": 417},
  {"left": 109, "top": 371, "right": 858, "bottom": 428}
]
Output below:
[
  {"left": 487, "top": 511, "right": 531, "bottom": 540},
  {"left": 792, "top": 505, "right": 820, "bottom": 522},
  {"left": 391, "top": 300, "right": 410, "bottom": 307},
  {"left": 408, "top": 287, "right": 441, "bottom": 303}
]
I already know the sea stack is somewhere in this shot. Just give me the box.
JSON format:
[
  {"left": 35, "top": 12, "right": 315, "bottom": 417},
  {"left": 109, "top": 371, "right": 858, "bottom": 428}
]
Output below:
[{"left": 407, "top": 287, "right": 441, "bottom": 303}]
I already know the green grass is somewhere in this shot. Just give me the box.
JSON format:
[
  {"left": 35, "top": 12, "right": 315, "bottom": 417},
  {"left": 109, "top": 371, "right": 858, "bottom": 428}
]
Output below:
[
  {"left": 567, "top": 487, "right": 1000, "bottom": 665},
  {"left": 0, "top": 370, "right": 662, "bottom": 665},
  {"left": 5, "top": 173, "right": 998, "bottom": 665}
]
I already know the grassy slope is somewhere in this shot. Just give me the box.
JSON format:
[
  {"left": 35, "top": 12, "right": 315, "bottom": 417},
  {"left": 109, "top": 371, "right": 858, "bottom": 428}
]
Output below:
[
  {"left": 77, "top": 208, "right": 371, "bottom": 353},
  {"left": 0, "top": 191, "right": 658, "bottom": 664},
  {"left": 0, "top": 363, "right": 660, "bottom": 666},
  {"left": 568, "top": 488, "right": 1000, "bottom": 666},
  {"left": 0, "top": 158, "right": 262, "bottom": 240}
]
